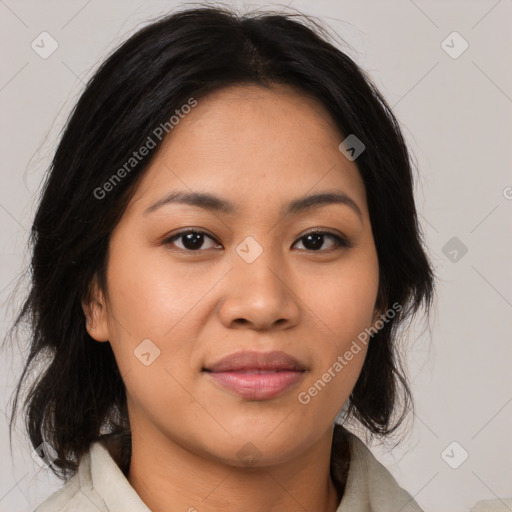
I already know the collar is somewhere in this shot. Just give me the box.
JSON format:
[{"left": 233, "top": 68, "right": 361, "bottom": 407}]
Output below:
[{"left": 86, "top": 424, "right": 421, "bottom": 512}]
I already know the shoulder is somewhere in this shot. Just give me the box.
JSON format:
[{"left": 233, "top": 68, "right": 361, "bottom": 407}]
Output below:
[
  {"left": 334, "top": 424, "right": 424, "bottom": 512},
  {"left": 34, "top": 449, "right": 108, "bottom": 512},
  {"left": 34, "top": 436, "right": 150, "bottom": 512}
]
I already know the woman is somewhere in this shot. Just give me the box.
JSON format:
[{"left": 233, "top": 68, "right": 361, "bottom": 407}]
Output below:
[{"left": 6, "top": 5, "right": 435, "bottom": 511}]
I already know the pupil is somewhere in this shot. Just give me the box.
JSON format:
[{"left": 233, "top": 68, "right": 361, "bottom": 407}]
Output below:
[
  {"left": 304, "top": 233, "right": 323, "bottom": 251},
  {"left": 183, "top": 233, "right": 203, "bottom": 250}
]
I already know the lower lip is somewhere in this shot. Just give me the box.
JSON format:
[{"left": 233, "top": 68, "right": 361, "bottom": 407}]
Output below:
[{"left": 204, "top": 370, "right": 305, "bottom": 400}]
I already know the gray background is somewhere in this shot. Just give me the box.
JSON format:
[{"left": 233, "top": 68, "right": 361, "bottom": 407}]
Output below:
[{"left": 1, "top": 1, "right": 511, "bottom": 511}]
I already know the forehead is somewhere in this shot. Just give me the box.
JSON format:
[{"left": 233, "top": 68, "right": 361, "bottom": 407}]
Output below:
[{"left": 127, "top": 84, "right": 367, "bottom": 218}]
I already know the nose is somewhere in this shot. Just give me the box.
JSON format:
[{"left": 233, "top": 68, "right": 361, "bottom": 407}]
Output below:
[{"left": 217, "top": 252, "right": 300, "bottom": 332}]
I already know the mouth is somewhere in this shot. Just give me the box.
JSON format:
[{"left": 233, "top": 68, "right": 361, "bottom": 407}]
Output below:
[{"left": 202, "top": 350, "right": 307, "bottom": 400}]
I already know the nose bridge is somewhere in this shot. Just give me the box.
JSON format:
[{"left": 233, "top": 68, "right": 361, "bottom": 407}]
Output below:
[
  {"left": 218, "top": 236, "right": 299, "bottom": 329},
  {"left": 249, "top": 250, "right": 282, "bottom": 281},
  {"left": 233, "top": 234, "right": 288, "bottom": 298}
]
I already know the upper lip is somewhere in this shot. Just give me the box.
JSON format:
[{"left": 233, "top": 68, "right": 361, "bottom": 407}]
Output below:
[{"left": 203, "top": 350, "right": 306, "bottom": 372}]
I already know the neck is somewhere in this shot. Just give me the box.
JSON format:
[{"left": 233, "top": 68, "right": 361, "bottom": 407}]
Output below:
[{"left": 124, "top": 423, "right": 345, "bottom": 512}]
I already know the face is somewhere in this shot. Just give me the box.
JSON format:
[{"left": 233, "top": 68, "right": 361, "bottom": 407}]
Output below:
[{"left": 85, "top": 84, "right": 381, "bottom": 467}]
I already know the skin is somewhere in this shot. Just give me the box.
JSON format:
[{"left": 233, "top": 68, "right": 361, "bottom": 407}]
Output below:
[{"left": 83, "top": 83, "right": 382, "bottom": 512}]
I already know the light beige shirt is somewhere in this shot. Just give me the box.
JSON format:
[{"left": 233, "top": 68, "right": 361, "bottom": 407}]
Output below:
[{"left": 34, "top": 424, "right": 423, "bottom": 512}]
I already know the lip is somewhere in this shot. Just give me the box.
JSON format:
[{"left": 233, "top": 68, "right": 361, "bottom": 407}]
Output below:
[
  {"left": 202, "top": 350, "right": 307, "bottom": 400},
  {"left": 203, "top": 350, "right": 306, "bottom": 373}
]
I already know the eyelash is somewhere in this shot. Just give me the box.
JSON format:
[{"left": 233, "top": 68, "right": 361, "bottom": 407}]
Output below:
[{"left": 162, "top": 229, "right": 351, "bottom": 253}]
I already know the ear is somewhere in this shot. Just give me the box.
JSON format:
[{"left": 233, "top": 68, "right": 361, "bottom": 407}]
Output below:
[{"left": 81, "top": 276, "right": 110, "bottom": 342}]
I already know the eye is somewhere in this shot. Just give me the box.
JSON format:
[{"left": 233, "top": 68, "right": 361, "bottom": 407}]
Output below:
[
  {"left": 163, "top": 229, "right": 350, "bottom": 253},
  {"left": 163, "top": 230, "right": 221, "bottom": 252},
  {"left": 292, "top": 230, "right": 351, "bottom": 252}
]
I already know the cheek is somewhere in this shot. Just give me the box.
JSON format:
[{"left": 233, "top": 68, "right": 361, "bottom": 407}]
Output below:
[
  {"left": 106, "top": 231, "right": 211, "bottom": 339},
  {"left": 303, "top": 252, "right": 379, "bottom": 348},
  {"left": 104, "top": 232, "right": 226, "bottom": 389},
  {"left": 104, "top": 243, "right": 204, "bottom": 428},
  {"left": 292, "top": 246, "right": 378, "bottom": 407}
]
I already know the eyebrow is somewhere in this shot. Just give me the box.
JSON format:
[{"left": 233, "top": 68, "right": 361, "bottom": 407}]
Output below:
[{"left": 144, "top": 190, "right": 362, "bottom": 220}]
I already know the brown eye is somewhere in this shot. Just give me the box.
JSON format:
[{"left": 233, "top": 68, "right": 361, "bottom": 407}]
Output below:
[
  {"left": 293, "top": 231, "right": 351, "bottom": 252},
  {"left": 163, "top": 230, "right": 221, "bottom": 251},
  {"left": 162, "top": 229, "right": 351, "bottom": 253}
]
